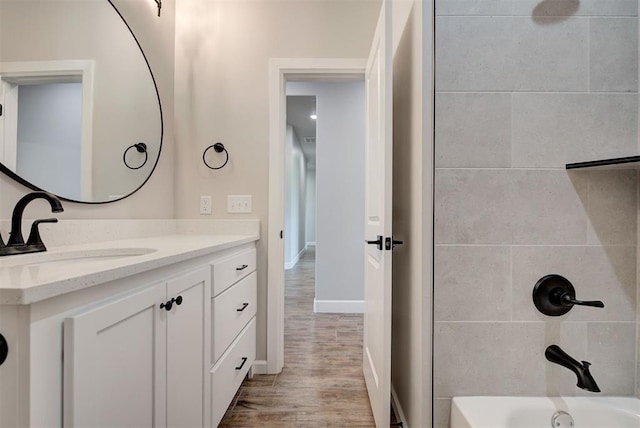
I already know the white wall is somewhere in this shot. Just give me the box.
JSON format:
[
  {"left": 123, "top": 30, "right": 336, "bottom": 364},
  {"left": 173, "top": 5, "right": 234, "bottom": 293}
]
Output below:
[
  {"left": 0, "top": 0, "right": 176, "bottom": 219},
  {"left": 287, "top": 81, "right": 366, "bottom": 309},
  {"left": 305, "top": 168, "right": 316, "bottom": 245},
  {"left": 284, "top": 125, "right": 307, "bottom": 269},
  {"left": 174, "top": 0, "right": 379, "bottom": 357}
]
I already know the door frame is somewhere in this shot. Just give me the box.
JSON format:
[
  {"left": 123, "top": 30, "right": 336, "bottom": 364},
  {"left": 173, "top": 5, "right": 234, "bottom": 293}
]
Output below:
[
  {"left": 0, "top": 60, "right": 95, "bottom": 200},
  {"left": 266, "top": 58, "right": 366, "bottom": 374}
]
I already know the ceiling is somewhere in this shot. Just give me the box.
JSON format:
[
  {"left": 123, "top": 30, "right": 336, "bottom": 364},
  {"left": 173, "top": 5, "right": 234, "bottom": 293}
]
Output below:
[{"left": 286, "top": 95, "right": 316, "bottom": 168}]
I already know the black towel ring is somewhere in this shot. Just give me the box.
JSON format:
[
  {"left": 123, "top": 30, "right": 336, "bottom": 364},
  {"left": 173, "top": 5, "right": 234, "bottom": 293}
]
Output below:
[
  {"left": 123, "top": 142, "right": 148, "bottom": 170},
  {"left": 203, "top": 142, "right": 229, "bottom": 170}
]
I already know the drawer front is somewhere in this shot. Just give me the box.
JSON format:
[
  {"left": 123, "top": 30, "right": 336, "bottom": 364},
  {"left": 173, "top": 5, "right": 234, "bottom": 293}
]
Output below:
[
  {"left": 212, "top": 248, "right": 256, "bottom": 297},
  {"left": 212, "top": 272, "right": 257, "bottom": 363},
  {"left": 211, "top": 317, "right": 256, "bottom": 427}
]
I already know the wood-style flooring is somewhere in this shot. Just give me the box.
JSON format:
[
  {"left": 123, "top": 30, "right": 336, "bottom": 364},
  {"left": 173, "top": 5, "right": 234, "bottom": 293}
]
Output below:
[{"left": 219, "top": 248, "right": 378, "bottom": 427}]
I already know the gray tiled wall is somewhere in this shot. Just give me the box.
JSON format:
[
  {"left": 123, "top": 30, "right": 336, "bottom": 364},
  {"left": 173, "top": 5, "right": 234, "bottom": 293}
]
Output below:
[
  {"left": 436, "top": 0, "right": 637, "bottom": 17},
  {"left": 434, "top": 0, "right": 639, "bottom": 426}
]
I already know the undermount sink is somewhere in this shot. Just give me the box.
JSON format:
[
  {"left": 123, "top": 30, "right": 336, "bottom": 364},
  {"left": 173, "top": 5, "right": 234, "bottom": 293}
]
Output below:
[{"left": 0, "top": 247, "right": 158, "bottom": 269}]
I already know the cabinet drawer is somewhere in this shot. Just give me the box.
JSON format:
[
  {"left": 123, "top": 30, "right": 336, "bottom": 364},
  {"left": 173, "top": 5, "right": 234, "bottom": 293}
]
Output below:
[
  {"left": 211, "top": 248, "right": 256, "bottom": 296},
  {"left": 212, "top": 272, "right": 257, "bottom": 363},
  {"left": 211, "top": 317, "right": 256, "bottom": 427}
]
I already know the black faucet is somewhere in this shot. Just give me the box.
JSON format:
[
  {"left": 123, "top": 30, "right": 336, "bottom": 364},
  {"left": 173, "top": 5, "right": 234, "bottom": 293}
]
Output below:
[
  {"left": 545, "top": 344, "right": 600, "bottom": 392},
  {"left": 0, "top": 191, "right": 63, "bottom": 256}
]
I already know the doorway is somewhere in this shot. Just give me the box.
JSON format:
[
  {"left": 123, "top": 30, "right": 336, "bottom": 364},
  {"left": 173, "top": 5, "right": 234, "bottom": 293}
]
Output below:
[
  {"left": 265, "top": 53, "right": 408, "bottom": 424},
  {"left": 266, "top": 58, "right": 368, "bottom": 374},
  {"left": 284, "top": 81, "right": 366, "bottom": 314},
  {"left": 14, "top": 81, "right": 83, "bottom": 198}
]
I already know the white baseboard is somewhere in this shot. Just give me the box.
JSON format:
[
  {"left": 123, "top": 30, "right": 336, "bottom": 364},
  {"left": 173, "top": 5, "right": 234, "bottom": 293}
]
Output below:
[
  {"left": 313, "top": 299, "right": 364, "bottom": 313},
  {"left": 251, "top": 359, "right": 269, "bottom": 374},
  {"left": 284, "top": 247, "right": 306, "bottom": 270},
  {"left": 306, "top": 242, "right": 316, "bottom": 247},
  {"left": 391, "top": 384, "right": 409, "bottom": 428}
]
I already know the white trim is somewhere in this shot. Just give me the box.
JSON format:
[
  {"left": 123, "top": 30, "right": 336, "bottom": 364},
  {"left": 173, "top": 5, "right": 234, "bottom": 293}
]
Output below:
[
  {"left": 391, "top": 384, "right": 409, "bottom": 428},
  {"left": 251, "top": 360, "right": 269, "bottom": 375},
  {"left": 268, "top": 58, "right": 367, "bottom": 374},
  {"left": 0, "top": 60, "right": 94, "bottom": 200},
  {"left": 305, "top": 242, "right": 316, "bottom": 247},
  {"left": 0, "top": 80, "right": 17, "bottom": 170},
  {"left": 313, "top": 299, "right": 364, "bottom": 314},
  {"left": 284, "top": 247, "right": 305, "bottom": 270}
]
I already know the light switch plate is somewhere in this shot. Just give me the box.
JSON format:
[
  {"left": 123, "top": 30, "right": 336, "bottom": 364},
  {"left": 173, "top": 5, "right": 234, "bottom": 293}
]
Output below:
[{"left": 228, "top": 195, "right": 252, "bottom": 213}]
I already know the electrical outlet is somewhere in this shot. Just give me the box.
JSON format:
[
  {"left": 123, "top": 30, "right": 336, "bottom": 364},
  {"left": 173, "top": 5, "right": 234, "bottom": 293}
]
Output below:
[
  {"left": 228, "top": 195, "right": 252, "bottom": 213},
  {"left": 200, "top": 196, "right": 212, "bottom": 215}
]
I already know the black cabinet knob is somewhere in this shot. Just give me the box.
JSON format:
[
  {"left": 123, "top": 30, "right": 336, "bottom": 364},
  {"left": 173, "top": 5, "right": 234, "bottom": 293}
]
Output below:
[
  {"left": 0, "top": 333, "right": 8, "bottom": 366},
  {"left": 160, "top": 296, "right": 184, "bottom": 311}
]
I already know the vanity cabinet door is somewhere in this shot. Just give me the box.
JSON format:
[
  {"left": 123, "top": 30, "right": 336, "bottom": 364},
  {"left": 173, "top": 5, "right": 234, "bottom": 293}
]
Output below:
[
  {"left": 63, "top": 283, "right": 167, "bottom": 428},
  {"left": 166, "top": 266, "right": 211, "bottom": 428}
]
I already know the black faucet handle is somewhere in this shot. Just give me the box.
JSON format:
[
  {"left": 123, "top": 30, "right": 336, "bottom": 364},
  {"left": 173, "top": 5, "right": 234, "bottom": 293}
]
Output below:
[
  {"left": 26, "top": 218, "right": 58, "bottom": 248},
  {"left": 560, "top": 293, "right": 604, "bottom": 308},
  {"left": 533, "top": 274, "right": 605, "bottom": 316}
]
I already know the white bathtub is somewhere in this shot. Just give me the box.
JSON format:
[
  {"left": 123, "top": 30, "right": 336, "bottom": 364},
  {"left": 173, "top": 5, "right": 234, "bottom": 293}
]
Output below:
[{"left": 451, "top": 396, "right": 640, "bottom": 428}]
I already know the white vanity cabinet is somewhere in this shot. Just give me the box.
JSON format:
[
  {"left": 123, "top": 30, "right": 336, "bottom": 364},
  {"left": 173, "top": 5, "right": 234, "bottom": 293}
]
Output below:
[
  {"left": 0, "top": 235, "right": 258, "bottom": 428},
  {"left": 63, "top": 266, "right": 211, "bottom": 428},
  {"left": 210, "top": 248, "right": 257, "bottom": 426}
]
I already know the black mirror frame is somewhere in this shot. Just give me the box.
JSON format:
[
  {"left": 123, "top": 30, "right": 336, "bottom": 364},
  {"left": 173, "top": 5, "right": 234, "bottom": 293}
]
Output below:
[{"left": 0, "top": 0, "right": 163, "bottom": 205}]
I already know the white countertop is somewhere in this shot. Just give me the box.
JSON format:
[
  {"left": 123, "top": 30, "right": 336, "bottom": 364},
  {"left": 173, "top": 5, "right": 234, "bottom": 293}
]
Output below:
[{"left": 0, "top": 234, "right": 258, "bottom": 305}]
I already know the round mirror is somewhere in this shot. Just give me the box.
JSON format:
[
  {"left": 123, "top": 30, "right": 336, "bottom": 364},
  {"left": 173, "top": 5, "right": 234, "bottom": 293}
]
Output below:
[{"left": 0, "top": 0, "right": 162, "bottom": 203}]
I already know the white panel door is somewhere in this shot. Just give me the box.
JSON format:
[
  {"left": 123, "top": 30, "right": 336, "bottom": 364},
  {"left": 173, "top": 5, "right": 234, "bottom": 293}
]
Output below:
[
  {"left": 363, "top": 1, "right": 393, "bottom": 427},
  {"left": 166, "top": 267, "right": 211, "bottom": 428},
  {"left": 63, "top": 283, "right": 167, "bottom": 428}
]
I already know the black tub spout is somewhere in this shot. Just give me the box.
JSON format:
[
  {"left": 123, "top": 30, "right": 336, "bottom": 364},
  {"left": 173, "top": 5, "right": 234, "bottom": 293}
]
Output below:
[{"left": 546, "top": 344, "right": 600, "bottom": 393}]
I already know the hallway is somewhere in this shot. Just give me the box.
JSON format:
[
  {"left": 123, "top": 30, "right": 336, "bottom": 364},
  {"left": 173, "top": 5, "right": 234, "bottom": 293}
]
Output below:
[{"left": 219, "top": 247, "right": 376, "bottom": 426}]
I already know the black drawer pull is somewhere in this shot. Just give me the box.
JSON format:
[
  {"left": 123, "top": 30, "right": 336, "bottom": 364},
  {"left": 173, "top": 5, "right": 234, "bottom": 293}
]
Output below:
[
  {"left": 236, "top": 264, "right": 249, "bottom": 271},
  {"left": 237, "top": 302, "right": 249, "bottom": 312},
  {"left": 235, "top": 357, "right": 248, "bottom": 370}
]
